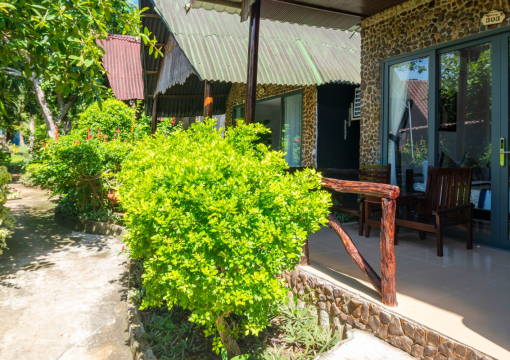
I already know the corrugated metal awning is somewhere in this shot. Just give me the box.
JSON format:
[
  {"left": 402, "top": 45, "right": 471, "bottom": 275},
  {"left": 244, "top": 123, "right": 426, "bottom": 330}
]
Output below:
[{"left": 152, "top": 0, "right": 360, "bottom": 89}]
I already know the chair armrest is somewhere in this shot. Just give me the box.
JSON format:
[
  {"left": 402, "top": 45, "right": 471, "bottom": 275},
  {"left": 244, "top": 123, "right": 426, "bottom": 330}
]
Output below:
[{"left": 432, "top": 203, "right": 474, "bottom": 215}]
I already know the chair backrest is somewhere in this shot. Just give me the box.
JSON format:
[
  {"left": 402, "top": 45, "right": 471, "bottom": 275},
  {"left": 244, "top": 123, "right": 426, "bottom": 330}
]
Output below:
[
  {"left": 423, "top": 165, "right": 473, "bottom": 213},
  {"left": 360, "top": 163, "right": 391, "bottom": 184}
]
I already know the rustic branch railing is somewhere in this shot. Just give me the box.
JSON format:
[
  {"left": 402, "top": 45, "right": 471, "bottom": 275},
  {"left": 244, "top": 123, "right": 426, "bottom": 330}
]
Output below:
[
  {"left": 320, "top": 177, "right": 399, "bottom": 306},
  {"left": 288, "top": 166, "right": 400, "bottom": 306}
]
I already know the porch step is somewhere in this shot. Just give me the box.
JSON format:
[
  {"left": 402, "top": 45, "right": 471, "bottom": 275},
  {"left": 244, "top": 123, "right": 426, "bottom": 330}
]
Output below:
[{"left": 317, "top": 329, "right": 414, "bottom": 360}]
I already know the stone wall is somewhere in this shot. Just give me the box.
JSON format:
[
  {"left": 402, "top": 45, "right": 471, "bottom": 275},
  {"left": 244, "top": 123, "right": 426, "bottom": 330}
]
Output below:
[
  {"left": 283, "top": 267, "right": 495, "bottom": 360},
  {"left": 225, "top": 83, "right": 317, "bottom": 167},
  {"left": 360, "top": 0, "right": 510, "bottom": 165}
]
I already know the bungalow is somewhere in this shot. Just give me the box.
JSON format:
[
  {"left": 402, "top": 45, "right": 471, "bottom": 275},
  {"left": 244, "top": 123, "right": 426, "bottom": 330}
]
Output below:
[
  {"left": 185, "top": 1, "right": 510, "bottom": 359},
  {"left": 140, "top": 0, "right": 361, "bottom": 169}
]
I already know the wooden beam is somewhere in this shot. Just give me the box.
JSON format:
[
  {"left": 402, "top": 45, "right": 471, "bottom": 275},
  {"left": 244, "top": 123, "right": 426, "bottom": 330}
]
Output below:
[
  {"left": 271, "top": 0, "right": 365, "bottom": 19},
  {"left": 190, "top": 0, "right": 242, "bottom": 10},
  {"left": 151, "top": 95, "right": 158, "bottom": 135},
  {"left": 321, "top": 178, "right": 400, "bottom": 199},
  {"left": 143, "top": 13, "right": 160, "bottom": 18},
  {"left": 146, "top": 71, "right": 158, "bottom": 75},
  {"left": 203, "top": 80, "right": 213, "bottom": 118},
  {"left": 148, "top": 94, "right": 228, "bottom": 98},
  {"left": 244, "top": 0, "right": 260, "bottom": 124},
  {"left": 144, "top": 43, "right": 165, "bottom": 47}
]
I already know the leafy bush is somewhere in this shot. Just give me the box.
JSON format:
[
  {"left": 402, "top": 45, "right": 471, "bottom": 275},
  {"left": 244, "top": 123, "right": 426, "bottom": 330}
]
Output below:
[
  {"left": 0, "top": 148, "right": 11, "bottom": 168},
  {"left": 118, "top": 120, "right": 330, "bottom": 357},
  {"left": 74, "top": 98, "right": 135, "bottom": 139},
  {"left": 0, "top": 167, "right": 15, "bottom": 255},
  {"left": 27, "top": 133, "right": 132, "bottom": 221}
]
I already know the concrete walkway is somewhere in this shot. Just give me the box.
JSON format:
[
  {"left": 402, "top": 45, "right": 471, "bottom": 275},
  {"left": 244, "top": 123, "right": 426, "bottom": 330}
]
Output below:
[{"left": 0, "top": 184, "right": 130, "bottom": 360}]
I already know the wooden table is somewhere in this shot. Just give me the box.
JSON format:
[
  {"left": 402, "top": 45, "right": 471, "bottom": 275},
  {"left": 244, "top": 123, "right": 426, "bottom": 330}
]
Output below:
[{"left": 364, "top": 191, "right": 425, "bottom": 241}]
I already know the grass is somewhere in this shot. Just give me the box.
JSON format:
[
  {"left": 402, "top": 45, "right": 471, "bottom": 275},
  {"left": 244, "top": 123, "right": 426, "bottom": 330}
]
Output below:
[
  {"left": 10, "top": 154, "right": 24, "bottom": 166},
  {"left": 129, "top": 261, "right": 341, "bottom": 360}
]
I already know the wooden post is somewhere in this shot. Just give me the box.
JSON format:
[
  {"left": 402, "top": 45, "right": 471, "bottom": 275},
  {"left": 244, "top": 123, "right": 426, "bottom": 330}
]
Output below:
[
  {"left": 151, "top": 95, "right": 158, "bottom": 135},
  {"left": 244, "top": 0, "right": 260, "bottom": 124},
  {"left": 300, "top": 239, "right": 310, "bottom": 266},
  {"left": 204, "top": 80, "right": 213, "bottom": 118},
  {"left": 381, "top": 198, "right": 397, "bottom": 306}
]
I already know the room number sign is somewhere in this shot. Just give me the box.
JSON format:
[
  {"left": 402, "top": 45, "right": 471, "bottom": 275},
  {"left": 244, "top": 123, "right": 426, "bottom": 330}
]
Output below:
[{"left": 482, "top": 10, "right": 505, "bottom": 25}]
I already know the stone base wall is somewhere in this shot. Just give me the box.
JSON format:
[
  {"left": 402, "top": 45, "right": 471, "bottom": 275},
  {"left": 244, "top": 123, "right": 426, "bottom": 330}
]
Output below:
[
  {"left": 360, "top": 0, "right": 510, "bottom": 165},
  {"left": 225, "top": 83, "right": 317, "bottom": 167},
  {"left": 282, "top": 267, "right": 494, "bottom": 360}
]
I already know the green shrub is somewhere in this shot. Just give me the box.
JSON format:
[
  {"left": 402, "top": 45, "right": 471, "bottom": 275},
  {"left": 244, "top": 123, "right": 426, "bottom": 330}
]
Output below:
[
  {"left": 0, "top": 148, "right": 11, "bottom": 168},
  {"left": 73, "top": 98, "right": 135, "bottom": 139},
  {"left": 118, "top": 120, "right": 330, "bottom": 358},
  {"left": 0, "top": 166, "right": 15, "bottom": 255},
  {"left": 27, "top": 133, "right": 132, "bottom": 220}
]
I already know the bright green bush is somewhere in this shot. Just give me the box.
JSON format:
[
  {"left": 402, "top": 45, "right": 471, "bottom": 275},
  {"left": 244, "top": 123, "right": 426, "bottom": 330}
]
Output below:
[
  {"left": 118, "top": 120, "right": 330, "bottom": 357},
  {"left": 0, "top": 166, "right": 15, "bottom": 255},
  {"left": 74, "top": 98, "right": 135, "bottom": 139}
]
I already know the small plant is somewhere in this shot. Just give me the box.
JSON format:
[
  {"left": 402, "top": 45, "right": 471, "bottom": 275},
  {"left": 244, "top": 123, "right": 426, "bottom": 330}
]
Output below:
[
  {"left": 0, "top": 166, "right": 15, "bottom": 255},
  {"left": 7, "top": 188, "right": 21, "bottom": 199}
]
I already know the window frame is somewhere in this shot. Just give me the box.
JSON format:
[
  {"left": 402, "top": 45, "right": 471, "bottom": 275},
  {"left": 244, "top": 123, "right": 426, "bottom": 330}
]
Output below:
[{"left": 232, "top": 89, "right": 304, "bottom": 163}]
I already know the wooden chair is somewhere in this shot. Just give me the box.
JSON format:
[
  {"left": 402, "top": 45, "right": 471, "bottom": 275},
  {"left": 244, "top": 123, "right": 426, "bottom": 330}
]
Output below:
[
  {"left": 331, "top": 164, "right": 391, "bottom": 236},
  {"left": 395, "top": 166, "right": 474, "bottom": 257}
]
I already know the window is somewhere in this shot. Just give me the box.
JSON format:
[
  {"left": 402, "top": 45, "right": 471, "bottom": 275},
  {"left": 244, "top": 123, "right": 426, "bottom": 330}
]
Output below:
[
  {"left": 387, "top": 57, "right": 429, "bottom": 190},
  {"left": 232, "top": 91, "right": 303, "bottom": 166}
]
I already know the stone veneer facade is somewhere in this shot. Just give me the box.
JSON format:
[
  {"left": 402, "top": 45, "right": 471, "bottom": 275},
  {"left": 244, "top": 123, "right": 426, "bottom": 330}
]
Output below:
[
  {"left": 283, "top": 267, "right": 495, "bottom": 360},
  {"left": 225, "top": 83, "right": 317, "bottom": 167},
  {"left": 360, "top": 0, "right": 510, "bottom": 165}
]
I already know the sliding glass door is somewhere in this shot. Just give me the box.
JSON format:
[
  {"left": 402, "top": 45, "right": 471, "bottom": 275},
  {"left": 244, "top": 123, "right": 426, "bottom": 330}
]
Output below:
[{"left": 383, "top": 30, "right": 510, "bottom": 248}]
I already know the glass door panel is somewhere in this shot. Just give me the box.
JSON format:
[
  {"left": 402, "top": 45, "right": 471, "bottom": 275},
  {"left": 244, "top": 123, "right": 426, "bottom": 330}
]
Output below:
[
  {"left": 387, "top": 57, "right": 430, "bottom": 190},
  {"left": 438, "top": 43, "right": 492, "bottom": 237}
]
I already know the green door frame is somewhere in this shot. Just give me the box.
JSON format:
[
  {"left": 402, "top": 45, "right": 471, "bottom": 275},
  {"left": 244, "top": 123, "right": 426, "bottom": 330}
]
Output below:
[{"left": 380, "top": 27, "right": 510, "bottom": 249}]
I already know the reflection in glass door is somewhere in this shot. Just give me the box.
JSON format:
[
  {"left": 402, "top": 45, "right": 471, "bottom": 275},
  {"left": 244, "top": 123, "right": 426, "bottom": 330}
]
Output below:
[{"left": 438, "top": 43, "right": 492, "bottom": 237}]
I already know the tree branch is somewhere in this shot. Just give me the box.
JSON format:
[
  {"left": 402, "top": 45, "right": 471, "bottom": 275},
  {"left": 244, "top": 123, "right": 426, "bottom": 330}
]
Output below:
[{"left": 55, "top": 93, "right": 77, "bottom": 127}]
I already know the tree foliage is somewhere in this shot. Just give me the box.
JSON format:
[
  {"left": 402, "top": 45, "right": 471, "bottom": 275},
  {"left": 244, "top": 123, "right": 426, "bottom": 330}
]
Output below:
[
  {"left": 1, "top": 0, "right": 161, "bottom": 100},
  {"left": 0, "top": 166, "right": 15, "bottom": 255},
  {"left": 73, "top": 98, "right": 135, "bottom": 139},
  {"left": 118, "top": 120, "right": 330, "bottom": 357}
]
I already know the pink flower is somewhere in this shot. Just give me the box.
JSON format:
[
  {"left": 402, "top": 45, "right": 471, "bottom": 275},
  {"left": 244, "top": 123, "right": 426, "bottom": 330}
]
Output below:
[
  {"left": 296, "top": 139, "right": 301, "bottom": 143},
  {"left": 117, "top": 128, "right": 120, "bottom": 134},
  {"left": 173, "top": 117, "right": 176, "bottom": 120},
  {"left": 171, "top": 121, "right": 176, "bottom": 126}
]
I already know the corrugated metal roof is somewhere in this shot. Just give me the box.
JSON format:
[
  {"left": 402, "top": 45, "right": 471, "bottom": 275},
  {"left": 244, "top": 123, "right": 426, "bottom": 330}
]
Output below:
[
  {"left": 97, "top": 34, "right": 144, "bottom": 100},
  {"left": 189, "top": 0, "right": 407, "bottom": 30},
  {"left": 152, "top": 0, "right": 360, "bottom": 87}
]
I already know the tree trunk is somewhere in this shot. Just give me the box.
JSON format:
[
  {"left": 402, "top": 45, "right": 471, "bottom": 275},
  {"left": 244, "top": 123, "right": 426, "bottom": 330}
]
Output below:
[
  {"left": 216, "top": 316, "right": 242, "bottom": 359},
  {"left": 56, "top": 91, "right": 77, "bottom": 132},
  {"left": 29, "top": 115, "right": 35, "bottom": 150},
  {"left": 32, "top": 78, "right": 57, "bottom": 138},
  {"left": 2, "top": 68, "right": 75, "bottom": 139},
  {"left": 18, "top": 123, "right": 25, "bottom": 147}
]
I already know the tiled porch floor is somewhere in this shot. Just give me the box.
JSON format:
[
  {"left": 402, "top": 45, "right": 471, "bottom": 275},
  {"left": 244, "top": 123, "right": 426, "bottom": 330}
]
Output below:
[{"left": 308, "top": 223, "right": 510, "bottom": 360}]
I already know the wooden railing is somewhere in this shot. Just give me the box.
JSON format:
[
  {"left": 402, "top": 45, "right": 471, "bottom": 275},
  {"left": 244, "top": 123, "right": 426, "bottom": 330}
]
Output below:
[{"left": 291, "top": 167, "right": 400, "bottom": 307}]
